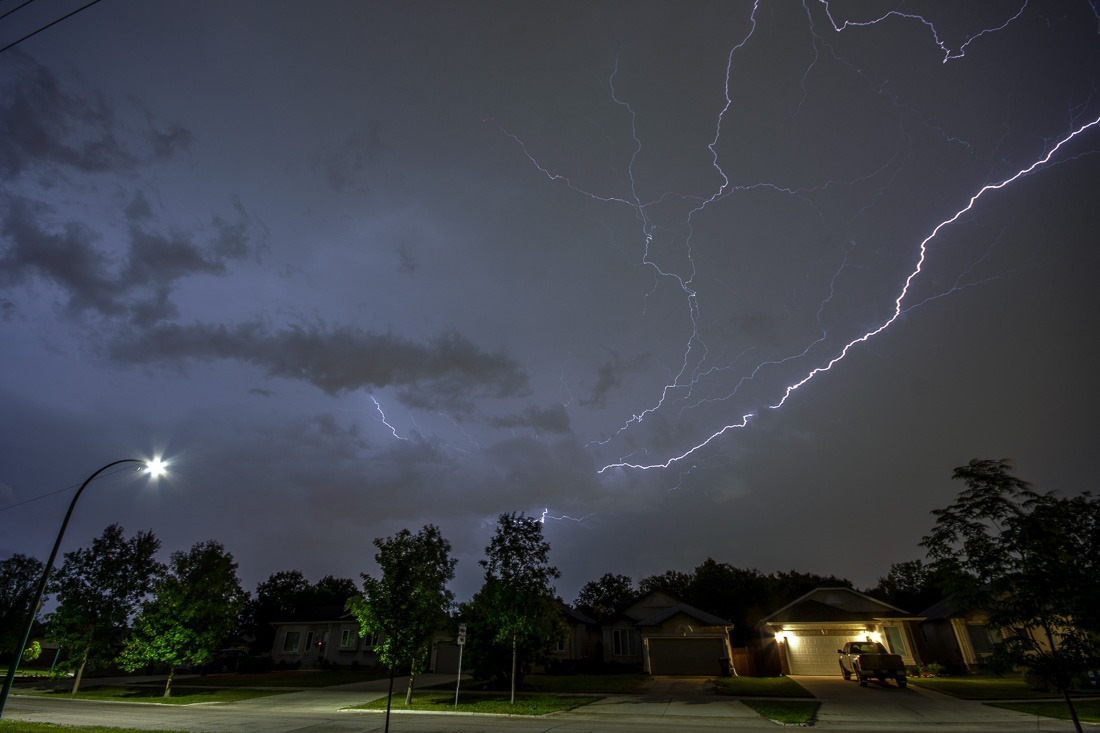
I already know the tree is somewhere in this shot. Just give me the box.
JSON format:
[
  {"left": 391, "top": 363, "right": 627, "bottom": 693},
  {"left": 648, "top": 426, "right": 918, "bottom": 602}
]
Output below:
[
  {"left": 45, "top": 525, "right": 163, "bottom": 693},
  {"left": 346, "top": 525, "right": 455, "bottom": 710},
  {"left": 574, "top": 573, "right": 635, "bottom": 622},
  {"left": 639, "top": 569, "right": 693, "bottom": 599},
  {"left": 0, "top": 554, "right": 44, "bottom": 656},
  {"left": 244, "top": 571, "right": 359, "bottom": 654},
  {"left": 921, "top": 459, "right": 1100, "bottom": 733},
  {"left": 244, "top": 570, "right": 313, "bottom": 654},
  {"left": 476, "top": 512, "right": 562, "bottom": 704},
  {"left": 867, "top": 559, "right": 954, "bottom": 614},
  {"left": 119, "top": 540, "right": 247, "bottom": 697}
]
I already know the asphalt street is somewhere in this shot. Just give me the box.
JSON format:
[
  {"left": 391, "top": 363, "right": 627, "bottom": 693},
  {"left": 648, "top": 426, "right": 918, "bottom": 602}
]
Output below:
[{"left": 2, "top": 673, "right": 1091, "bottom": 732}]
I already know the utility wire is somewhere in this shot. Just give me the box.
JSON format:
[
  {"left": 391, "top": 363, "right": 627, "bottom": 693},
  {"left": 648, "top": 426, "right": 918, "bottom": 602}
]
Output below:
[
  {"left": 0, "top": 464, "right": 143, "bottom": 514},
  {"left": 0, "top": 0, "right": 105, "bottom": 55},
  {"left": 0, "top": 0, "right": 40, "bottom": 24}
]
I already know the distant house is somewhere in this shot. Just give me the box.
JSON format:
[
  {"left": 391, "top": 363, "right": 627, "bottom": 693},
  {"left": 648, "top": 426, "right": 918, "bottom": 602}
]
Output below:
[
  {"left": 546, "top": 601, "right": 600, "bottom": 672},
  {"left": 917, "top": 596, "right": 1002, "bottom": 672},
  {"left": 270, "top": 606, "right": 381, "bottom": 669},
  {"left": 758, "top": 587, "right": 923, "bottom": 675},
  {"left": 602, "top": 590, "right": 735, "bottom": 676}
]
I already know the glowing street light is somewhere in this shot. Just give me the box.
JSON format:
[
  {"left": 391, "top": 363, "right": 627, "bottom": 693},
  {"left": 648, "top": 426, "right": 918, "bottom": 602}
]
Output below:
[{"left": 0, "top": 457, "right": 167, "bottom": 719}]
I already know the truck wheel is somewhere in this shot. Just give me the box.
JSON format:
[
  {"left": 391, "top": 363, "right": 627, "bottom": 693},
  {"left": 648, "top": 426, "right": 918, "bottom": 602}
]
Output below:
[
  {"left": 897, "top": 678, "right": 907, "bottom": 688},
  {"left": 841, "top": 664, "right": 851, "bottom": 681},
  {"left": 858, "top": 676, "right": 867, "bottom": 687}
]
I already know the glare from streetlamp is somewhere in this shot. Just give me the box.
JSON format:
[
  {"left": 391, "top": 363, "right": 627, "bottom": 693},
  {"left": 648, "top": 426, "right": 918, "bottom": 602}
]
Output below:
[{"left": 144, "top": 457, "right": 168, "bottom": 477}]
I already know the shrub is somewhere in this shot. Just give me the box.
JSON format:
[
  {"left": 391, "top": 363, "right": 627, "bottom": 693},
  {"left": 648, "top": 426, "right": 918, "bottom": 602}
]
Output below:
[{"left": 919, "top": 663, "right": 947, "bottom": 678}]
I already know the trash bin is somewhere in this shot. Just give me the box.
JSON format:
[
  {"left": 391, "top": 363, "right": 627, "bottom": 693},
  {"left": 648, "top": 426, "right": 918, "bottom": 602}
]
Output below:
[{"left": 719, "top": 657, "right": 732, "bottom": 677}]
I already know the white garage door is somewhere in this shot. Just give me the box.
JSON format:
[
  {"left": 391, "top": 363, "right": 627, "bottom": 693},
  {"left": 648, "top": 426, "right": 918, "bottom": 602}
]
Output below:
[{"left": 787, "top": 633, "right": 864, "bottom": 676}]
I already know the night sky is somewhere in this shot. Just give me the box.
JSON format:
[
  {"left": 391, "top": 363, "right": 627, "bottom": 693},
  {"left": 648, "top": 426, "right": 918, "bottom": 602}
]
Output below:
[{"left": 2, "top": 1, "right": 1098, "bottom": 606}]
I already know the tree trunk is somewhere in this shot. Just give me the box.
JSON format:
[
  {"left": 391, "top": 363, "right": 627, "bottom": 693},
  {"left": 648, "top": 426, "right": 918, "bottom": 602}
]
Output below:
[
  {"left": 384, "top": 663, "right": 395, "bottom": 733},
  {"left": 1040, "top": 625, "right": 1083, "bottom": 733},
  {"left": 510, "top": 630, "right": 518, "bottom": 705},
  {"left": 405, "top": 667, "right": 416, "bottom": 705},
  {"left": 70, "top": 651, "right": 88, "bottom": 695},
  {"left": 163, "top": 666, "right": 175, "bottom": 698}
]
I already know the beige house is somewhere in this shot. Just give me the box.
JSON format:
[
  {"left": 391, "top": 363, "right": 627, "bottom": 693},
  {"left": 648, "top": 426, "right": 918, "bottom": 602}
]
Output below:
[
  {"left": 270, "top": 606, "right": 382, "bottom": 669},
  {"left": 759, "top": 587, "right": 923, "bottom": 676},
  {"left": 603, "top": 590, "right": 735, "bottom": 676}
]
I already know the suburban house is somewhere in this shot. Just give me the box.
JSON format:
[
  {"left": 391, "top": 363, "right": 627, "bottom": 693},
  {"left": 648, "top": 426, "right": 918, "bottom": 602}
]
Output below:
[
  {"left": 602, "top": 590, "right": 736, "bottom": 676},
  {"left": 758, "top": 587, "right": 924, "bottom": 675},
  {"left": 270, "top": 606, "right": 381, "bottom": 669},
  {"left": 546, "top": 601, "right": 600, "bottom": 672}
]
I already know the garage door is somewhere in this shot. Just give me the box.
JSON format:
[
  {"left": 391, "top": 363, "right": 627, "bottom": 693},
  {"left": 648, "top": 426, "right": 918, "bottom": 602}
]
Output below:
[
  {"left": 648, "top": 637, "right": 727, "bottom": 675},
  {"left": 787, "top": 633, "right": 864, "bottom": 676}
]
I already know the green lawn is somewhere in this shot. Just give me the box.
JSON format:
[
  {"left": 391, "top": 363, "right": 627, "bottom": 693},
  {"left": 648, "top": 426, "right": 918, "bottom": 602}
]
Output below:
[
  {"left": 740, "top": 699, "right": 820, "bottom": 725},
  {"left": 908, "top": 673, "right": 1065, "bottom": 700},
  {"left": 19, "top": 685, "right": 283, "bottom": 704},
  {"left": 712, "top": 676, "right": 813, "bottom": 698},
  {"left": 0, "top": 722, "right": 193, "bottom": 733},
  {"left": 989, "top": 700, "right": 1100, "bottom": 724},
  {"left": 350, "top": 691, "right": 600, "bottom": 715}
]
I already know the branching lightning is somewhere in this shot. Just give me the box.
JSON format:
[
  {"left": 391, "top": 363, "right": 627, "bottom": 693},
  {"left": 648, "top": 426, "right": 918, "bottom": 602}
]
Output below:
[{"left": 490, "top": 1, "right": 1098, "bottom": 479}]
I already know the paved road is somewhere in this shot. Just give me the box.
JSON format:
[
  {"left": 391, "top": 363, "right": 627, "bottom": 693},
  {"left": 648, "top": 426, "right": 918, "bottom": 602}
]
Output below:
[{"left": 3, "top": 673, "right": 1091, "bottom": 732}]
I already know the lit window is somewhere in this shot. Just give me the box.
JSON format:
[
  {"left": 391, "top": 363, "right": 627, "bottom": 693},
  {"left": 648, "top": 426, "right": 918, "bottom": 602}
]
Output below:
[{"left": 283, "top": 631, "right": 301, "bottom": 652}]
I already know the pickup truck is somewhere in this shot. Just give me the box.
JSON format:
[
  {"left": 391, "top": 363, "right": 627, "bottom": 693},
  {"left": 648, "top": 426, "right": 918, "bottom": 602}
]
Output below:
[{"left": 837, "top": 641, "right": 907, "bottom": 687}]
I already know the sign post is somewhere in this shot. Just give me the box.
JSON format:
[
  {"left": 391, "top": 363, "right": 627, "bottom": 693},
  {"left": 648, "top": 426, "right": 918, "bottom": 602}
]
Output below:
[{"left": 454, "top": 623, "right": 466, "bottom": 708}]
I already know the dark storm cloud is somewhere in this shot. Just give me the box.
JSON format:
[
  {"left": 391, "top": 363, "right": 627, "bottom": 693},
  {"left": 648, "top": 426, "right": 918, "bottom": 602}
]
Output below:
[
  {"left": 581, "top": 351, "right": 651, "bottom": 407},
  {"left": 314, "top": 124, "right": 384, "bottom": 193},
  {"left": 107, "top": 321, "right": 530, "bottom": 405},
  {"left": 0, "top": 52, "right": 188, "bottom": 178},
  {"left": 489, "top": 404, "right": 571, "bottom": 434},
  {"left": 0, "top": 194, "right": 262, "bottom": 325}
]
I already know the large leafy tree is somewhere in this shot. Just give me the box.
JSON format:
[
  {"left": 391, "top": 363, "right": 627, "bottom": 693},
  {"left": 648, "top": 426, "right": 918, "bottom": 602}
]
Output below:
[
  {"left": 574, "top": 573, "right": 635, "bottom": 622},
  {"left": 921, "top": 459, "right": 1100, "bottom": 733},
  {"left": 867, "top": 559, "right": 954, "bottom": 614},
  {"left": 244, "top": 571, "right": 357, "bottom": 654},
  {"left": 0, "top": 554, "right": 44, "bottom": 656},
  {"left": 346, "top": 525, "right": 455, "bottom": 707},
  {"left": 476, "top": 512, "right": 562, "bottom": 704},
  {"left": 119, "top": 540, "right": 247, "bottom": 697},
  {"left": 45, "top": 525, "right": 163, "bottom": 693}
]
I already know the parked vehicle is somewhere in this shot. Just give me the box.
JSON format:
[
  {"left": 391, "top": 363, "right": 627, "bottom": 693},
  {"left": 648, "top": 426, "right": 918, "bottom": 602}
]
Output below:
[{"left": 837, "top": 641, "right": 907, "bottom": 687}]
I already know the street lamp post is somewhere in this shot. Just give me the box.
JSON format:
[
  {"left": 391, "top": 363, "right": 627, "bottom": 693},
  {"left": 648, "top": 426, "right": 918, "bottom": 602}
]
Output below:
[{"left": 0, "top": 458, "right": 166, "bottom": 719}]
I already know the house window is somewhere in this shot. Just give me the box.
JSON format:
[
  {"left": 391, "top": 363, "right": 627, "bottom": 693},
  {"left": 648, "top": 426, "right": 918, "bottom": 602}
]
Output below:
[
  {"left": 884, "top": 626, "right": 906, "bottom": 656},
  {"left": 556, "top": 638, "right": 567, "bottom": 653},
  {"left": 304, "top": 632, "right": 314, "bottom": 653},
  {"left": 340, "top": 629, "right": 356, "bottom": 648},
  {"left": 967, "top": 624, "right": 999, "bottom": 655},
  {"left": 364, "top": 632, "right": 381, "bottom": 649},
  {"left": 282, "top": 631, "right": 301, "bottom": 652},
  {"left": 612, "top": 629, "right": 639, "bottom": 656}
]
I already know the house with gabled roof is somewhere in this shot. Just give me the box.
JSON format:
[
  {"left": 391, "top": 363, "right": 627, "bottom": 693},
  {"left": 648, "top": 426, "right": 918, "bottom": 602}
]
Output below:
[
  {"left": 758, "top": 587, "right": 923, "bottom": 675},
  {"left": 602, "top": 590, "right": 735, "bottom": 675}
]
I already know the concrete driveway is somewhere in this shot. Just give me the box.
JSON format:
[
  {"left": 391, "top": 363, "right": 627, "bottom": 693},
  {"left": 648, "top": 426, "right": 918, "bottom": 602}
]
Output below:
[{"left": 791, "top": 675, "right": 1082, "bottom": 729}]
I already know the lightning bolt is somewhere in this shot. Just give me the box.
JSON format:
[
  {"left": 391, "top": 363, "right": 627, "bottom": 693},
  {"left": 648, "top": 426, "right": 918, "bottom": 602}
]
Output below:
[
  {"left": 600, "top": 115, "right": 1100, "bottom": 473},
  {"left": 491, "top": 1, "right": 1097, "bottom": 479},
  {"left": 816, "top": 0, "right": 1029, "bottom": 63},
  {"left": 370, "top": 395, "right": 407, "bottom": 441}
]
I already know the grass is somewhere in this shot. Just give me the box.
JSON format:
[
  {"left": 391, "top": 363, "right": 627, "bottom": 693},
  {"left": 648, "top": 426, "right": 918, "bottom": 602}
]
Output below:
[
  {"left": 20, "top": 685, "right": 283, "bottom": 704},
  {"left": 350, "top": 691, "right": 600, "bottom": 715},
  {"left": 0, "top": 722, "right": 194, "bottom": 733},
  {"left": 908, "top": 673, "right": 1064, "bottom": 699},
  {"left": 989, "top": 700, "right": 1100, "bottom": 724},
  {"left": 740, "top": 699, "right": 820, "bottom": 725},
  {"left": 712, "top": 676, "right": 813, "bottom": 698}
]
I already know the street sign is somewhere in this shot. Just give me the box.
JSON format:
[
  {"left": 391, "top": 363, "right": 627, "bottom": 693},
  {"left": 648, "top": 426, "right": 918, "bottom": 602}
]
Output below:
[{"left": 457, "top": 634, "right": 466, "bottom": 645}]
